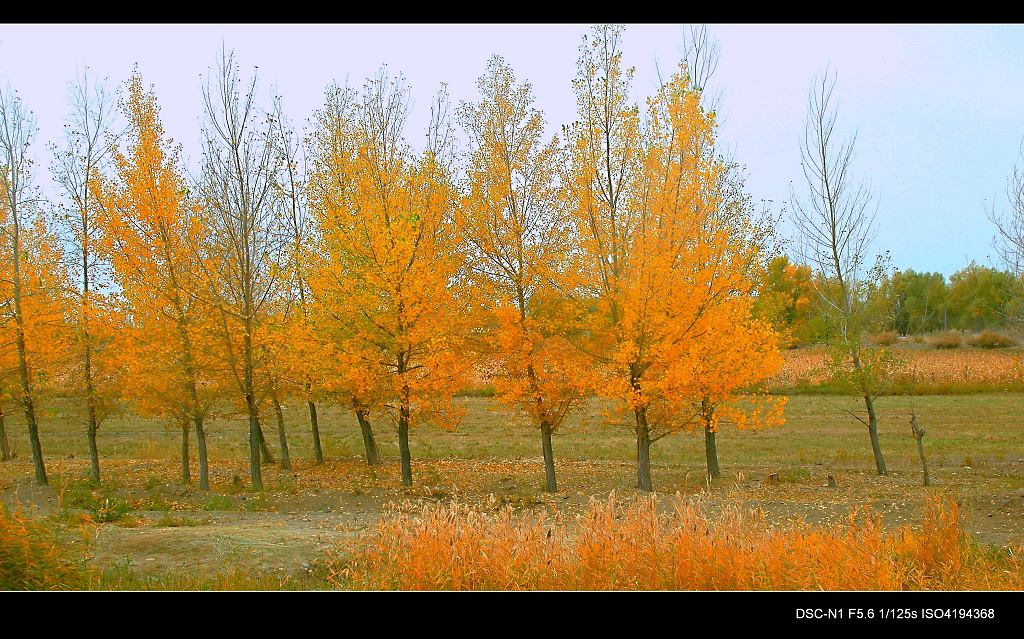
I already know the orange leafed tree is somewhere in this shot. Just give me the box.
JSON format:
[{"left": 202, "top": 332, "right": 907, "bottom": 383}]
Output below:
[
  {"left": 0, "top": 212, "right": 70, "bottom": 477},
  {"left": 268, "top": 94, "right": 325, "bottom": 465},
  {"left": 564, "top": 25, "right": 781, "bottom": 491},
  {"left": 668, "top": 298, "right": 787, "bottom": 479},
  {"left": 2, "top": 86, "right": 66, "bottom": 481},
  {"left": 91, "top": 71, "right": 220, "bottom": 489},
  {"left": 51, "top": 72, "right": 124, "bottom": 485},
  {"left": 458, "top": 56, "right": 589, "bottom": 492},
  {"left": 306, "top": 83, "right": 383, "bottom": 466},
  {"left": 308, "top": 70, "right": 476, "bottom": 486}
]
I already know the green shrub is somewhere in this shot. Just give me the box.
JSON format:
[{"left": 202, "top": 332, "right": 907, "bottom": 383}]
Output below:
[{"left": 59, "top": 482, "right": 132, "bottom": 523}]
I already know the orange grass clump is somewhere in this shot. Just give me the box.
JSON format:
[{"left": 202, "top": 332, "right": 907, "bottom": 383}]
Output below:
[
  {"left": 329, "top": 495, "right": 1024, "bottom": 591},
  {"left": 0, "top": 506, "right": 91, "bottom": 590}
]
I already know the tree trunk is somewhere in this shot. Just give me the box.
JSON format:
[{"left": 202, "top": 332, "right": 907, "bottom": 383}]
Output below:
[
  {"left": 246, "top": 392, "right": 264, "bottom": 489},
  {"left": 177, "top": 321, "right": 208, "bottom": 489},
  {"left": 704, "top": 424, "right": 721, "bottom": 480},
  {"left": 86, "top": 407, "right": 100, "bottom": 485},
  {"left": 354, "top": 407, "right": 380, "bottom": 466},
  {"left": 12, "top": 226, "right": 47, "bottom": 485},
  {"left": 194, "top": 413, "right": 209, "bottom": 491},
  {"left": 635, "top": 408, "right": 653, "bottom": 492},
  {"left": 911, "top": 411, "right": 930, "bottom": 487},
  {"left": 864, "top": 395, "right": 887, "bottom": 475},
  {"left": 308, "top": 400, "right": 323, "bottom": 464},
  {"left": 540, "top": 421, "right": 557, "bottom": 492},
  {"left": 398, "top": 405, "right": 412, "bottom": 487},
  {"left": 180, "top": 415, "right": 191, "bottom": 485},
  {"left": 257, "top": 421, "right": 275, "bottom": 465},
  {"left": 0, "top": 405, "right": 10, "bottom": 461},
  {"left": 241, "top": 312, "right": 264, "bottom": 488},
  {"left": 17, "top": 348, "right": 46, "bottom": 484},
  {"left": 272, "top": 394, "right": 291, "bottom": 471}
]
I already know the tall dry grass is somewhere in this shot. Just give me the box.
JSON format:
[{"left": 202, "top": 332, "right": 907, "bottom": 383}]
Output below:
[
  {"left": 329, "top": 495, "right": 1024, "bottom": 590},
  {"left": 0, "top": 506, "right": 92, "bottom": 590}
]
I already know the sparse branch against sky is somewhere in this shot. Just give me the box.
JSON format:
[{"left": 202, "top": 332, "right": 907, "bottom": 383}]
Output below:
[{"left": 1, "top": 23, "right": 1023, "bottom": 276}]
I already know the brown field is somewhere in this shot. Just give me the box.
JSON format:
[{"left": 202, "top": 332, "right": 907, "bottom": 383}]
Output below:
[{"left": 771, "top": 345, "right": 1024, "bottom": 390}]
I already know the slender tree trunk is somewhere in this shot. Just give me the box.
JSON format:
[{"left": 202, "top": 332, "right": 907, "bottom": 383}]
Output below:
[
  {"left": 11, "top": 213, "right": 46, "bottom": 484},
  {"left": 704, "top": 424, "right": 721, "bottom": 480},
  {"left": 864, "top": 395, "right": 887, "bottom": 475},
  {"left": 257, "top": 421, "right": 275, "bottom": 465},
  {"left": 307, "top": 399, "right": 323, "bottom": 464},
  {"left": 15, "top": 323, "right": 45, "bottom": 484},
  {"left": 635, "top": 408, "right": 653, "bottom": 492},
  {"left": 176, "top": 321, "right": 208, "bottom": 489},
  {"left": 398, "top": 398, "right": 412, "bottom": 487},
  {"left": 272, "top": 394, "right": 291, "bottom": 471},
  {"left": 911, "top": 411, "right": 930, "bottom": 487},
  {"left": 354, "top": 406, "right": 380, "bottom": 466},
  {"left": 81, "top": 294, "right": 100, "bottom": 487},
  {"left": 241, "top": 306, "right": 264, "bottom": 488},
  {"left": 194, "top": 413, "right": 209, "bottom": 490},
  {"left": 247, "top": 395, "right": 265, "bottom": 487},
  {"left": 0, "top": 405, "right": 10, "bottom": 461},
  {"left": 540, "top": 421, "right": 557, "bottom": 492},
  {"left": 702, "top": 398, "right": 721, "bottom": 480},
  {"left": 180, "top": 415, "right": 191, "bottom": 485},
  {"left": 85, "top": 394, "right": 100, "bottom": 484}
]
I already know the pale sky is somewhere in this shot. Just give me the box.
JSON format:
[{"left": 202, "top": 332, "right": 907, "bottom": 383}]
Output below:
[{"left": 2, "top": 23, "right": 1023, "bottom": 277}]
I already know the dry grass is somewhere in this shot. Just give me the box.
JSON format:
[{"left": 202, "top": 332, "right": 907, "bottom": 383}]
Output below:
[
  {"left": 328, "top": 494, "right": 1024, "bottom": 591},
  {"left": 772, "top": 347, "right": 1024, "bottom": 392},
  {"left": 869, "top": 331, "right": 900, "bottom": 346},
  {"left": 927, "top": 331, "right": 963, "bottom": 349},
  {"left": 966, "top": 331, "right": 1017, "bottom": 349},
  {"left": 0, "top": 505, "right": 92, "bottom": 590}
]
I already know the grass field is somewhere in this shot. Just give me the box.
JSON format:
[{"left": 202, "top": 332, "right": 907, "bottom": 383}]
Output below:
[{"left": 2, "top": 393, "right": 1023, "bottom": 589}]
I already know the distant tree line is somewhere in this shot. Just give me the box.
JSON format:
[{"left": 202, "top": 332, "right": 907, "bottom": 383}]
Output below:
[{"left": 756, "top": 256, "right": 1024, "bottom": 343}]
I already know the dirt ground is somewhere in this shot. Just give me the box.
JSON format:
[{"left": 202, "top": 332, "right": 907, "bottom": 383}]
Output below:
[
  {"left": 4, "top": 457, "right": 1023, "bottom": 581},
  {"left": 2, "top": 394, "right": 1023, "bottom": 583}
]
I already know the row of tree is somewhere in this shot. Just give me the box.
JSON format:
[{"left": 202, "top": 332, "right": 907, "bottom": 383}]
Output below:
[
  {"left": 1, "top": 26, "right": 787, "bottom": 493},
  {"left": 756, "top": 257, "right": 1024, "bottom": 343}
]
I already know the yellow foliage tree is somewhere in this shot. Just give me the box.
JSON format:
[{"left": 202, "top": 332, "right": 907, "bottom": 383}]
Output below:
[
  {"left": 2, "top": 86, "right": 74, "bottom": 484},
  {"left": 308, "top": 70, "right": 476, "bottom": 486},
  {"left": 564, "top": 25, "right": 782, "bottom": 491},
  {"left": 92, "top": 71, "right": 221, "bottom": 489},
  {"left": 51, "top": 72, "right": 124, "bottom": 485},
  {"left": 459, "top": 56, "right": 589, "bottom": 492}
]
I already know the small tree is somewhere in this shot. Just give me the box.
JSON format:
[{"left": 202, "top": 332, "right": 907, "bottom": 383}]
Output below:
[
  {"left": 91, "top": 71, "right": 219, "bottom": 489},
  {"left": 459, "top": 55, "right": 588, "bottom": 492},
  {"left": 790, "top": 70, "right": 892, "bottom": 475},
  {"left": 308, "top": 70, "right": 475, "bottom": 486},
  {"left": 52, "top": 71, "right": 123, "bottom": 485},
  {"left": 0, "top": 86, "right": 51, "bottom": 482},
  {"left": 192, "top": 48, "right": 287, "bottom": 491}
]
